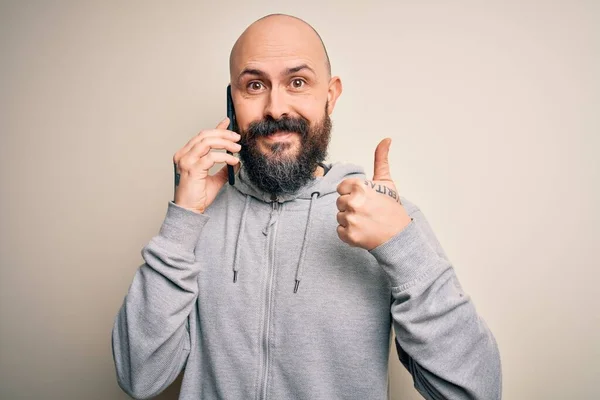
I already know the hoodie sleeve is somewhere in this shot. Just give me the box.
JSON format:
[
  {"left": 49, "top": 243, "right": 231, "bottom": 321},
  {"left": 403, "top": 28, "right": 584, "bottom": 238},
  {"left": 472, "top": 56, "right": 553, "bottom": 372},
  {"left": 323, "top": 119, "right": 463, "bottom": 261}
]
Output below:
[
  {"left": 112, "top": 201, "right": 208, "bottom": 399},
  {"left": 369, "top": 206, "right": 502, "bottom": 400}
]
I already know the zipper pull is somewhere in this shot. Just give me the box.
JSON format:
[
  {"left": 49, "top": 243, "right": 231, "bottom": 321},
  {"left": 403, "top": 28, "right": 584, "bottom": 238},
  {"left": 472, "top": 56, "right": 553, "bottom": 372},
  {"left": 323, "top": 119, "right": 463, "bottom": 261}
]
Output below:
[{"left": 263, "top": 197, "right": 279, "bottom": 235}]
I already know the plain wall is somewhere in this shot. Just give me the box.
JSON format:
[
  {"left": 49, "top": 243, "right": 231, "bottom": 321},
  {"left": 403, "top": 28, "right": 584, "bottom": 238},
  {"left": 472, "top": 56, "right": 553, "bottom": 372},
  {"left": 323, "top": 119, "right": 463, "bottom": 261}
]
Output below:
[{"left": 1, "top": 1, "right": 598, "bottom": 399}]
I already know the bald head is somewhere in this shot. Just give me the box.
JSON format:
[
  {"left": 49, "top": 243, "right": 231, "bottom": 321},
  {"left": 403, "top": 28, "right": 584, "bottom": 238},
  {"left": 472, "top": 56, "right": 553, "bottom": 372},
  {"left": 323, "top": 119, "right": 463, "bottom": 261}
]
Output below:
[
  {"left": 229, "top": 14, "right": 331, "bottom": 79},
  {"left": 226, "top": 13, "right": 343, "bottom": 162}
]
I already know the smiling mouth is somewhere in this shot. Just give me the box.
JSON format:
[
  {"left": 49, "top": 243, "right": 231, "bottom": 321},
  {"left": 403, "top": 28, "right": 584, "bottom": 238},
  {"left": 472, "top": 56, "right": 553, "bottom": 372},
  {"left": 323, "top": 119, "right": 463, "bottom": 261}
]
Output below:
[{"left": 263, "top": 131, "right": 297, "bottom": 141}]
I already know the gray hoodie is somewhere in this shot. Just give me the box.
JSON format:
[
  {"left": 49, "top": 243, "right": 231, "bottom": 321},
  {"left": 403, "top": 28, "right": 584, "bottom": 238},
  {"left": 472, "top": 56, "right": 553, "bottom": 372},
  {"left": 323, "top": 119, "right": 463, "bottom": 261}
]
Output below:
[{"left": 112, "top": 162, "right": 501, "bottom": 400}]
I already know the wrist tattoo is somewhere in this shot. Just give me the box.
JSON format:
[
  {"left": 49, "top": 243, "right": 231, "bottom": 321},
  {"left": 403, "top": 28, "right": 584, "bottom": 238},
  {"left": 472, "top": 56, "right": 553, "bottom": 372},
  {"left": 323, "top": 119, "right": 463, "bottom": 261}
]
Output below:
[{"left": 364, "top": 180, "right": 401, "bottom": 203}]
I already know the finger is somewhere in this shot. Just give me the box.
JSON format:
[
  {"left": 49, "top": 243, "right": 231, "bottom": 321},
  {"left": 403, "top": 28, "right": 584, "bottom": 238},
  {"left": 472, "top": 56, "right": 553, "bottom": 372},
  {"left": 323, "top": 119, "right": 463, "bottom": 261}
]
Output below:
[
  {"left": 197, "top": 151, "right": 240, "bottom": 171},
  {"left": 336, "top": 225, "right": 351, "bottom": 245},
  {"left": 175, "top": 123, "right": 239, "bottom": 162},
  {"left": 183, "top": 117, "right": 231, "bottom": 154},
  {"left": 373, "top": 138, "right": 392, "bottom": 181},
  {"left": 178, "top": 147, "right": 239, "bottom": 174},
  {"left": 186, "top": 128, "right": 239, "bottom": 155},
  {"left": 190, "top": 137, "right": 242, "bottom": 158},
  {"left": 336, "top": 194, "right": 350, "bottom": 212},
  {"left": 336, "top": 193, "right": 364, "bottom": 213},
  {"left": 176, "top": 135, "right": 241, "bottom": 166},
  {"left": 336, "top": 211, "right": 349, "bottom": 227},
  {"left": 336, "top": 178, "right": 364, "bottom": 196}
]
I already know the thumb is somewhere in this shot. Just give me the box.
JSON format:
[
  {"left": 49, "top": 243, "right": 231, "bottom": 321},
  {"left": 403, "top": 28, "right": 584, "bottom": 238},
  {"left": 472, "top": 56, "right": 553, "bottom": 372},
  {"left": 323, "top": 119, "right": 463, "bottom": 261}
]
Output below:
[{"left": 373, "top": 138, "right": 392, "bottom": 181}]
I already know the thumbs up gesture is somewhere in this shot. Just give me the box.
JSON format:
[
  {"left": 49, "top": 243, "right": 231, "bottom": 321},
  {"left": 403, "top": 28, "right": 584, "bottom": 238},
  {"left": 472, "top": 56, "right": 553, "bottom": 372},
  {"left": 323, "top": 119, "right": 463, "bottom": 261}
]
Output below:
[{"left": 336, "top": 138, "right": 412, "bottom": 250}]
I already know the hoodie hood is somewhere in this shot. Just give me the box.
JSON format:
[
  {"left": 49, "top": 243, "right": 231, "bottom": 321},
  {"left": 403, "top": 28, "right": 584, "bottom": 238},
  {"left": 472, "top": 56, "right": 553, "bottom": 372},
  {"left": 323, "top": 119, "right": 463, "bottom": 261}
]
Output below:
[{"left": 233, "top": 161, "right": 366, "bottom": 203}]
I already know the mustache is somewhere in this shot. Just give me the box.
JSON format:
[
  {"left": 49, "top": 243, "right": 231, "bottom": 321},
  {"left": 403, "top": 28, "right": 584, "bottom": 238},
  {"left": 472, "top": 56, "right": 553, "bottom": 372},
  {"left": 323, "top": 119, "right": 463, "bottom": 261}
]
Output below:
[{"left": 244, "top": 116, "right": 310, "bottom": 139}]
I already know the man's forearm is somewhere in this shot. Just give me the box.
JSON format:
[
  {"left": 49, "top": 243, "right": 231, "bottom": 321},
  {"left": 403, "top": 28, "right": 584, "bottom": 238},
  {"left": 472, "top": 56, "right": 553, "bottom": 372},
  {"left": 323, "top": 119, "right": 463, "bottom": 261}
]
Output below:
[
  {"left": 370, "top": 207, "right": 502, "bottom": 399},
  {"left": 112, "top": 202, "right": 207, "bottom": 399}
]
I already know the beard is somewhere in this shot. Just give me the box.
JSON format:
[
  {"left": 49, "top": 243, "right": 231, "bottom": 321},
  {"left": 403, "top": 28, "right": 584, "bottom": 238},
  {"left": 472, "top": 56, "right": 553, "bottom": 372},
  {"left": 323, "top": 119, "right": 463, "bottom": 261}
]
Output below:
[{"left": 238, "top": 103, "right": 332, "bottom": 196}]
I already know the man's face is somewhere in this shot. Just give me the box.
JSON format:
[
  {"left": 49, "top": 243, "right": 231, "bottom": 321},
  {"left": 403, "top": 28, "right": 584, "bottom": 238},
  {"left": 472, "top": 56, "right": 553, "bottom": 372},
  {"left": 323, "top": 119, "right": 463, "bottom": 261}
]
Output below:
[
  {"left": 233, "top": 58, "right": 330, "bottom": 161},
  {"left": 229, "top": 16, "right": 341, "bottom": 195}
]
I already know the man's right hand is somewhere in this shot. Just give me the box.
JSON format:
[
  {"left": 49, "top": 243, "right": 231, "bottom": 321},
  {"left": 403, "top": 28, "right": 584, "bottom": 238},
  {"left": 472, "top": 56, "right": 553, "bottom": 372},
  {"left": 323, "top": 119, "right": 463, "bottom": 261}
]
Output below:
[{"left": 173, "top": 117, "right": 241, "bottom": 214}]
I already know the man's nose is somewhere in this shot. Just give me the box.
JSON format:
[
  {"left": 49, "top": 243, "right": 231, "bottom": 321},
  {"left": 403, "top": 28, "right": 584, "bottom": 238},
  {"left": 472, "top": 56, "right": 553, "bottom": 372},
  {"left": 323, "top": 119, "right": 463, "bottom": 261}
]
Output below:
[{"left": 264, "top": 88, "right": 290, "bottom": 120}]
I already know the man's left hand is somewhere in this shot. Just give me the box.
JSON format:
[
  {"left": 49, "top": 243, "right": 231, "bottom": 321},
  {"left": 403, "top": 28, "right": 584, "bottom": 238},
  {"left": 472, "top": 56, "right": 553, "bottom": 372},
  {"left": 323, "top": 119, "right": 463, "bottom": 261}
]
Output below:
[{"left": 336, "top": 138, "right": 412, "bottom": 250}]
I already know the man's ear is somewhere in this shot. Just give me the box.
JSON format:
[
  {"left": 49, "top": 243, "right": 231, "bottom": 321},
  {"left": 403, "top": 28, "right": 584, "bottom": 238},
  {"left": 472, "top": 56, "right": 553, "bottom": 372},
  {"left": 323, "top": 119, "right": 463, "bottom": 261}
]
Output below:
[{"left": 326, "top": 76, "right": 343, "bottom": 115}]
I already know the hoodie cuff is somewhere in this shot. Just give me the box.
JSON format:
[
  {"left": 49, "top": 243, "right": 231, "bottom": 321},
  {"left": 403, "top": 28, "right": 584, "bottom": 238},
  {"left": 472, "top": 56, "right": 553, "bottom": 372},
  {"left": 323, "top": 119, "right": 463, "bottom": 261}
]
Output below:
[
  {"left": 157, "top": 201, "right": 209, "bottom": 253},
  {"left": 369, "top": 218, "right": 444, "bottom": 289}
]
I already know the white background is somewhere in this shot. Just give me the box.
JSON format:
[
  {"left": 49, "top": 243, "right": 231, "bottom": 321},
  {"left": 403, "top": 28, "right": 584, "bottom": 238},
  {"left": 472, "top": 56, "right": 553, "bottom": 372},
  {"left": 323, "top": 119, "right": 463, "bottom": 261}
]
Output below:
[{"left": 1, "top": 1, "right": 598, "bottom": 399}]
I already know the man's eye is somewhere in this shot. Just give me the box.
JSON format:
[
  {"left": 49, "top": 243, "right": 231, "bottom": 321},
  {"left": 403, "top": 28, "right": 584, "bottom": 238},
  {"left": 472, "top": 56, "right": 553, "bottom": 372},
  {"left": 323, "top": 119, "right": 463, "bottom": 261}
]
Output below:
[
  {"left": 248, "top": 81, "right": 263, "bottom": 91},
  {"left": 291, "top": 79, "right": 305, "bottom": 89}
]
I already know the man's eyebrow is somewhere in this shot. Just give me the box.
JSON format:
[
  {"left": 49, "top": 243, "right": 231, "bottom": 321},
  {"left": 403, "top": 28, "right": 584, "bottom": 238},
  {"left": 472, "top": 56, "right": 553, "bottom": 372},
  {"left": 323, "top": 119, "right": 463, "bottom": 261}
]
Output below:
[
  {"left": 284, "top": 64, "right": 315, "bottom": 76},
  {"left": 236, "top": 64, "right": 316, "bottom": 84},
  {"left": 238, "top": 68, "right": 266, "bottom": 82}
]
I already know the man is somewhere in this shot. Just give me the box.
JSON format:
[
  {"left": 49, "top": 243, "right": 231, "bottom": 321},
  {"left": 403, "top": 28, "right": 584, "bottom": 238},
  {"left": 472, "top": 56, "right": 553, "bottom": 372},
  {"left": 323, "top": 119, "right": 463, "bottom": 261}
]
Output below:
[{"left": 112, "top": 14, "right": 502, "bottom": 400}]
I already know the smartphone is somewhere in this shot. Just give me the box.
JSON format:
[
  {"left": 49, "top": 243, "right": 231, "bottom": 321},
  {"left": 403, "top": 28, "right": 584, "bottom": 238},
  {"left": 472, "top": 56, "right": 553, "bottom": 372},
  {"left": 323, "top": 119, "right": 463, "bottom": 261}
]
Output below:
[{"left": 226, "top": 84, "right": 237, "bottom": 185}]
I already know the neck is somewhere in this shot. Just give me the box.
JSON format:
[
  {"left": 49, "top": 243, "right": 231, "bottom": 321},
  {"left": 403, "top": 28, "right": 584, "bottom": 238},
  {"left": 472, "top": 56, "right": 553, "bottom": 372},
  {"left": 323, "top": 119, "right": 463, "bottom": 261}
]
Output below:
[{"left": 314, "top": 165, "right": 325, "bottom": 177}]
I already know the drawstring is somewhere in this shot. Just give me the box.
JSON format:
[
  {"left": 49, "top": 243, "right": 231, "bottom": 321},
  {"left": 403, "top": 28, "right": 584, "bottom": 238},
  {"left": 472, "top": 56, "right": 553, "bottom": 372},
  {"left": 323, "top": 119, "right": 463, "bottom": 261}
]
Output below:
[
  {"left": 232, "top": 191, "right": 320, "bottom": 293},
  {"left": 232, "top": 195, "right": 251, "bottom": 283},
  {"left": 294, "top": 191, "right": 319, "bottom": 293}
]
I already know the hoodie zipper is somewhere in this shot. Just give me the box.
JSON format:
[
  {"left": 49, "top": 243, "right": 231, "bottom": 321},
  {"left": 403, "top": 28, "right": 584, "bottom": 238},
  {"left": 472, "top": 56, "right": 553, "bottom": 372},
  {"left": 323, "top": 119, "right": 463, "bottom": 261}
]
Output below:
[{"left": 257, "top": 199, "right": 280, "bottom": 400}]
